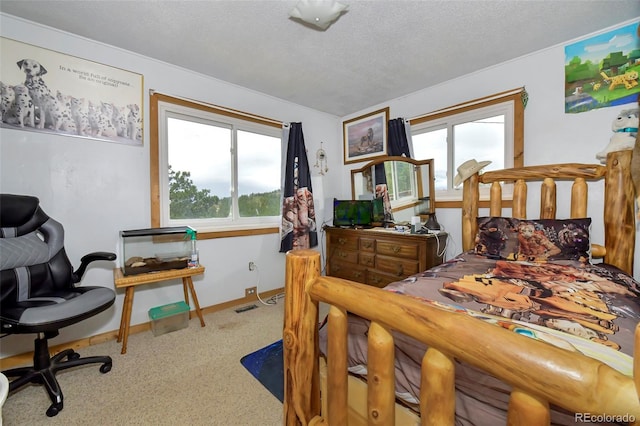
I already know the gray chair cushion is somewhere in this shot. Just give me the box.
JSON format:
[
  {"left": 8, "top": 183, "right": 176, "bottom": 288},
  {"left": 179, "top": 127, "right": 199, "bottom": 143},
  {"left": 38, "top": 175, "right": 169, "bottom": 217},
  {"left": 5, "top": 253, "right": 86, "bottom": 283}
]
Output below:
[{"left": 18, "top": 287, "right": 115, "bottom": 328}]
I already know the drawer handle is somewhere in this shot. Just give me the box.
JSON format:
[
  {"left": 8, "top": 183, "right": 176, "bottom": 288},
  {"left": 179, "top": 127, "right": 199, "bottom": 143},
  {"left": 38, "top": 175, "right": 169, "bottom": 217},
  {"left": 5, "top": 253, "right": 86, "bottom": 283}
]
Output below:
[
  {"left": 338, "top": 238, "right": 347, "bottom": 245},
  {"left": 371, "top": 276, "right": 382, "bottom": 284},
  {"left": 363, "top": 259, "right": 373, "bottom": 266},
  {"left": 362, "top": 241, "right": 373, "bottom": 248},
  {"left": 393, "top": 246, "right": 401, "bottom": 254},
  {"left": 396, "top": 265, "right": 404, "bottom": 276},
  {"left": 338, "top": 251, "right": 347, "bottom": 258},
  {"left": 353, "top": 271, "right": 362, "bottom": 278}
]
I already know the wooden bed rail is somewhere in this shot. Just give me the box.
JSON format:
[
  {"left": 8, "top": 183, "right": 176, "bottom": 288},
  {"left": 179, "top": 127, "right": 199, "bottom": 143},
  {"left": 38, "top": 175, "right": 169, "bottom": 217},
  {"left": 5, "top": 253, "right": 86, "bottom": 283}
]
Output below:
[
  {"left": 283, "top": 249, "right": 640, "bottom": 425},
  {"left": 461, "top": 150, "right": 635, "bottom": 275}
]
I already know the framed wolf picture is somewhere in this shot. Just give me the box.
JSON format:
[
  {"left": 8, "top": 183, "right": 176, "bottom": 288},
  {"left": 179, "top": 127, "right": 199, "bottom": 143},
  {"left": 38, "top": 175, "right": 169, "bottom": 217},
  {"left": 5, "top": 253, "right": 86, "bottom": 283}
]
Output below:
[
  {"left": 0, "top": 37, "right": 144, "bottom": 146},
  {"left": 343, "top": 107, "right": 389, "bottom": 164}
]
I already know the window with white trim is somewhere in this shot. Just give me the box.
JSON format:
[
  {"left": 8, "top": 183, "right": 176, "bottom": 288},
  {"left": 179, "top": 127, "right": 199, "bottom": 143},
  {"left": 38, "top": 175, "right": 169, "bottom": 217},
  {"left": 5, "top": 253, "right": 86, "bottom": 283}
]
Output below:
[
  {"left": 151, "top": 94, "right": 282, "bottom": 234},
  {"left": 410, "top": 89, "right": 525, "bottom": 201},
  {"left": 385, "top": 160, "right": 417, "bottom": 208}
]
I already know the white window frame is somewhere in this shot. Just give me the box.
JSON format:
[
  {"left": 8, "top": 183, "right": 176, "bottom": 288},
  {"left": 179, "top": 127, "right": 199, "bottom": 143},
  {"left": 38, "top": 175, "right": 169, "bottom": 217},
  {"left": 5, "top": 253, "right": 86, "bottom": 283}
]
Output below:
[
  {"left": 151, "top": 93, "right": 283, "bottom": 237},
  {"left": 385, "top": 161, "right": 418, "bottom": 209},
  {"left": 409, "top": 88, "right": 525, "bottom": 203},
  {"left": 412, "top": 102, "right": 514, "bottom": 200}
]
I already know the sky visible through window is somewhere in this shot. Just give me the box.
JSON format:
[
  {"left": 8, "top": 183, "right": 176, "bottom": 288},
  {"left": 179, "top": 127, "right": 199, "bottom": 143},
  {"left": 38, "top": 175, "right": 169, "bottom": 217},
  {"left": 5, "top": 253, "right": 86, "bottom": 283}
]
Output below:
[
  {"left": 413, "top": 115, "right": 504, "bottom": 189},
  {"left": 168, "top": 118, "right": 280, "bottom": 197}
]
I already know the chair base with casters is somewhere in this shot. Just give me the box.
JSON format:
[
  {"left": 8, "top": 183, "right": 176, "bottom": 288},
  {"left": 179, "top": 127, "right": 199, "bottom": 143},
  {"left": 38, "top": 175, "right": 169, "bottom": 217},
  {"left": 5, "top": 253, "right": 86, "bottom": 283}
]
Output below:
[
  {"left": 0, "top": 193, "right": 117, "bottom": 417},
  {"left": 3, "top": 332, "right": 112, "bottom": 417}
]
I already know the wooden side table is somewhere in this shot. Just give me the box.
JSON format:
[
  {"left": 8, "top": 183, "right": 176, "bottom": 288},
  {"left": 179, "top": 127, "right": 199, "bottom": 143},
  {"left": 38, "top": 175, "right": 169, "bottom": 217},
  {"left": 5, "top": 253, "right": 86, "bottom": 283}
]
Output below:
[{"left": 113, "top": 266, "right": 206, "bottom": 354}]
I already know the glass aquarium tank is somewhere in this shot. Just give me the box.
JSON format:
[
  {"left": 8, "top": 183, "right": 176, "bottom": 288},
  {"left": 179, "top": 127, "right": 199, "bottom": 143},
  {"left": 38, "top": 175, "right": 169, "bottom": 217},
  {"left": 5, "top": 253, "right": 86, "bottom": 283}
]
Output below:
[
  {"left": 414, "top": 196, "right": 431, "bottom": 215},
  {"left": 120, "top": 226, "right": 197, "bottom": 275}
]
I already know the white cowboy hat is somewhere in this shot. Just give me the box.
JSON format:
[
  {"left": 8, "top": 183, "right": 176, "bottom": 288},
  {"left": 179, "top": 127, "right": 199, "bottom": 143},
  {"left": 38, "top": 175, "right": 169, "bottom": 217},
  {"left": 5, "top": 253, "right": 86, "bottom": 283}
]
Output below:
[{"left": 453, "top": 159, "right": 492, "bottom": 187}]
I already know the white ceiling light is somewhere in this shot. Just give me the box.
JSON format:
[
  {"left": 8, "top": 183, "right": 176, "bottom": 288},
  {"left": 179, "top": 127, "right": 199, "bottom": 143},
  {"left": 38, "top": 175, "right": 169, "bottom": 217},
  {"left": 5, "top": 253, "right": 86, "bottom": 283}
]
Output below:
[{"left": 289, "top": 0, "right": 348, "bottom": 30}]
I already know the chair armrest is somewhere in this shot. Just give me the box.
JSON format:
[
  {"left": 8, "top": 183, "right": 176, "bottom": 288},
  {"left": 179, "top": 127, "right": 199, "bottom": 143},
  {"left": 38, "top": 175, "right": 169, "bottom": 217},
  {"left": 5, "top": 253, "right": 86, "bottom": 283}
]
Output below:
[{"left": 73, "top": 251, "right": 117, "bottom": 283}]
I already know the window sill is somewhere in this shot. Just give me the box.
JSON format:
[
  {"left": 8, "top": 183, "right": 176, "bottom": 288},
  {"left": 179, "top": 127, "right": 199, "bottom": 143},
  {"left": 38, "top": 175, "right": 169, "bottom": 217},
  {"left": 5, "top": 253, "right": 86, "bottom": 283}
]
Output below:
[{"left": 197, "top": 227, "right": 280, "bottom": 240}]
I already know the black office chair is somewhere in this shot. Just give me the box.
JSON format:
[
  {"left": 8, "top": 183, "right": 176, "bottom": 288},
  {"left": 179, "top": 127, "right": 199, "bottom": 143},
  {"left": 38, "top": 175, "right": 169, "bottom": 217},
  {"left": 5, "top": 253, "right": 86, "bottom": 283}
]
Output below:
[{"left": 0, "top": 194, "right": 116, "bottom": 417}]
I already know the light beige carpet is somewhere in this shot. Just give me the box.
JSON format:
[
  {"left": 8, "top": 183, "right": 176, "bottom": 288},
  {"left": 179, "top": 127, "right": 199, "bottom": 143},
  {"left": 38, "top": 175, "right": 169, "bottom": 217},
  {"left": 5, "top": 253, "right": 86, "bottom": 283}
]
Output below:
[{"left": 2, "top": 299, "right": 291, "bottom": 426}]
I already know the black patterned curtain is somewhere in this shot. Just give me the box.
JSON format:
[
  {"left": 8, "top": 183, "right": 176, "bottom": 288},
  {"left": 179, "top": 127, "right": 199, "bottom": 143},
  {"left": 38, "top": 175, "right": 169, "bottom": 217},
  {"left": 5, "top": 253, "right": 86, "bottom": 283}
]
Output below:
[
  {"left": 388, "top": 118, "right": 412, "bottom": 157},
  {"left": 279, "top": 122, "right": 318, "bottom": 252},
  {"left": 374, "top": 118, "right": 413, "bottom": 222}
]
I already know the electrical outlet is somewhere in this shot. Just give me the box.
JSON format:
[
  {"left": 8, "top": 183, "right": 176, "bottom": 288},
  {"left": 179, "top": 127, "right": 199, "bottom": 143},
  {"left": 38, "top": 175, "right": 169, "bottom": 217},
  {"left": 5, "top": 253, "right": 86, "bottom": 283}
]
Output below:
[
  {"left": 248, "top": 261, "right": 256, "bottom": 271},
  {"left": 245, "top": 287, "right": 257, "bottom": 297}
]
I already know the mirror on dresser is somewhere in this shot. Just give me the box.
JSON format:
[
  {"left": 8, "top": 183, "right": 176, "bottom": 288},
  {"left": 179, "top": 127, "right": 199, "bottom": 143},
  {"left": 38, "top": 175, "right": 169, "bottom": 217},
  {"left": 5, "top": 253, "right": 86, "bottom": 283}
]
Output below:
[{"left": 350, "top": 156, "right": 435, "bottom": 223}]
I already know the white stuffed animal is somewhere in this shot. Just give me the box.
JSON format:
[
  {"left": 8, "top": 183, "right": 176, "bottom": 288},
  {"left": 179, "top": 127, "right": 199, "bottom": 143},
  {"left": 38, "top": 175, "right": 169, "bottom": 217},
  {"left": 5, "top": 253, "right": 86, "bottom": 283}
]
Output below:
[{"left": 595, "top": 107, "right": 639, "bottom": 164}]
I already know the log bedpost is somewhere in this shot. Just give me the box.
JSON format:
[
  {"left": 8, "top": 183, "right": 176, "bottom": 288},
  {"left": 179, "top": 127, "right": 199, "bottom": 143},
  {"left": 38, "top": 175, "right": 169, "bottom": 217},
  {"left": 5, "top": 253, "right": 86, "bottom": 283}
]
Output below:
[
  {"left": 461, "top": 173, "right": 480, "bottom": 251},
  {"left": 283, "top": 249, "right": 321, "bottom": 425},
  {"left": 604, "top": 150, "right": 634, "bottom": 275}
]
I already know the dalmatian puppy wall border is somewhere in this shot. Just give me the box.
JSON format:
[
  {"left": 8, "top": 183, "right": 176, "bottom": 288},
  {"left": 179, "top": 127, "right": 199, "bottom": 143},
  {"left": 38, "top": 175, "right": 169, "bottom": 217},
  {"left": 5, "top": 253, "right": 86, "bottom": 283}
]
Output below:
[{"left": 1, "top": 35, "right": 144, "bottom": 146}]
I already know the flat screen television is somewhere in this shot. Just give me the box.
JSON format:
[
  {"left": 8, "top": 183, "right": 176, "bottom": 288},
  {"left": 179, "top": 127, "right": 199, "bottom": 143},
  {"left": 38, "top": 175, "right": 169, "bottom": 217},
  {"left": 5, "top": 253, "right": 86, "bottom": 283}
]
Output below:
[
  {"left": 333, "top": 199, "right": 373, "bottom": 227},
  {"left": 371, "top": 197, "right": 385, "bottom": 223}
]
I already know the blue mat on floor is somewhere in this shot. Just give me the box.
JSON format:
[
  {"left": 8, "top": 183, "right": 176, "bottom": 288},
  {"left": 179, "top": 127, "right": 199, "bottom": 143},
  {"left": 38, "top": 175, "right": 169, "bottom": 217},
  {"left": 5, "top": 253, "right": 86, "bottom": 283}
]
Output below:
[{"left": 240, "top": 339, "right": 284, "bottom": 402}]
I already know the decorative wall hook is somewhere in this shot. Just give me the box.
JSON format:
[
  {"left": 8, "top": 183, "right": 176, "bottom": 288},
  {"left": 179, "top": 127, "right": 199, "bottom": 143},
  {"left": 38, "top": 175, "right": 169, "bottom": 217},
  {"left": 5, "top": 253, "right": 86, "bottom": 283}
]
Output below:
[{"left": 314, "top": 142, "right": 328, "bottom": 175}]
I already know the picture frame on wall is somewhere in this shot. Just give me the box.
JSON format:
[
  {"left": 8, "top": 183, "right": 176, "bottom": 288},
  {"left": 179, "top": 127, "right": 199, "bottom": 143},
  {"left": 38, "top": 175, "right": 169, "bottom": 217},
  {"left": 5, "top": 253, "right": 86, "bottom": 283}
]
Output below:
[
  {"left": 343, "top": 107, "right": 389, "bottom": 164},
  {"left": 0, "top": 37, "right": 144, "bottom": 146},
  {"left": 564, "top": 20, "right": 639, "bottom": 114}
]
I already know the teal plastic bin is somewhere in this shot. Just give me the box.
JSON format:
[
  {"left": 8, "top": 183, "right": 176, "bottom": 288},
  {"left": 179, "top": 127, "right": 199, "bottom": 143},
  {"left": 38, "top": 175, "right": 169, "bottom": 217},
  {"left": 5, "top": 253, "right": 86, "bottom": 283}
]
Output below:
[{"left": 148, "top": 301, "right": 190, "bottom": 336}]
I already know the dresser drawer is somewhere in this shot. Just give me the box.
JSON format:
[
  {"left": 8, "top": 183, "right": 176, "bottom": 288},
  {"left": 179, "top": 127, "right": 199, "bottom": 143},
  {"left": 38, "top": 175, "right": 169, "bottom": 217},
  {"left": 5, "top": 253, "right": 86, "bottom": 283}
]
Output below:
[
  {"left": 329, "top": 234, "right": 359, "bottom": 251},
  {"left": 359, "top": 237, "right": 375, "bottom": 252},
  {"left": 330, "top": 248, "right": 358, "bottom": 264},
  {"left": 376, "top": 239, "right": 420, "bottom": 260},
  {"left": 376, "top": 255, "right": 420, "bottom": 277},
  {"left": 359, "top": 252, "right": 375, "bottom": 267},
  {"left": 329, "top": 260, "right": 367, "bottom": 283}
]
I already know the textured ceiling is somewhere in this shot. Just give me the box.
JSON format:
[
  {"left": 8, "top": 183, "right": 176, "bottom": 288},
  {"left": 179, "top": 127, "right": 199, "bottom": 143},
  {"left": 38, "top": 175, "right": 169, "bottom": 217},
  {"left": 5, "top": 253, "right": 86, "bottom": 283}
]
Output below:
[{"left": 1, "top": 1, "right": 638, "bottom": 117}]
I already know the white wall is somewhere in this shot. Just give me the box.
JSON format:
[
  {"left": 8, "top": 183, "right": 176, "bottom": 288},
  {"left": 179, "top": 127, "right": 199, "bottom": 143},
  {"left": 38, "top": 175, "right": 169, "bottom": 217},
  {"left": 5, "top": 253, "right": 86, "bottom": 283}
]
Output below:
[
  {"left": 325, "top": 18, "right": 640, "bottom": 272},
  {"left": 0, "top": 14, "right": 339, "bottom": 357},
  {"left": 2, "top": 14, "right": 638, "bottom": 358}
]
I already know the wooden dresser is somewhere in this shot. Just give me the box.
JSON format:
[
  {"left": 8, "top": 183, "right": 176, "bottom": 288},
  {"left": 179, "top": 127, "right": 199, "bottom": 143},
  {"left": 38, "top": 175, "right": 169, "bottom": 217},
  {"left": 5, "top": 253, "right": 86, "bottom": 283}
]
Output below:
[{"left": 325, "top": 227, "right": 447, "bottom": 288}]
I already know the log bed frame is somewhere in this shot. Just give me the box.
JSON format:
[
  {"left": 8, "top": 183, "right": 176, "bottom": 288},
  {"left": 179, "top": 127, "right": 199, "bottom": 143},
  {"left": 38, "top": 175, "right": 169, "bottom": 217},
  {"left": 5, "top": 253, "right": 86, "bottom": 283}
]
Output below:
[{"left": 283, "top": 150, "right": 639, "bottom": 425}]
